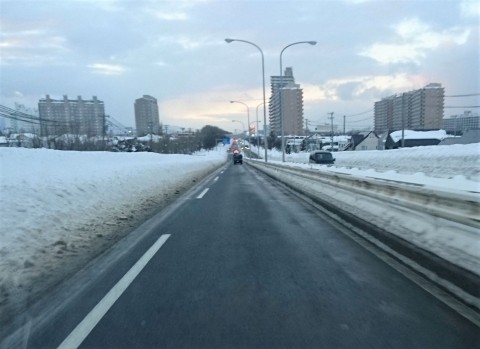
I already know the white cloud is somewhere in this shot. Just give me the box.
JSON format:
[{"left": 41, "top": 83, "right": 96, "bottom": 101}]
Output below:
[
  {"left": 0, "top": 26, "right": 69, "bottom": 65},
  {"left": 155, "top": 35, "right": 219, "bottom": 50},
  {"left": 154, "top": 60, "right": 168, "bottom": 67},
  {"left": 460, "top": 0, "right": 480, "bottom": 17},
  {"left": 359, "top": 18, "right": 471, "bottom": 65},
  {"left": 159, "top": 85, "right": 264, "bottom": 130},
  {"left": 303, "top": 74, "right": 428, "bottom": 102},
  {"left": 87, "top": 63, "right": 126, "bottom": 75},
  {"left": 153, "top": 11, "right": 189, "bottom": 21}
]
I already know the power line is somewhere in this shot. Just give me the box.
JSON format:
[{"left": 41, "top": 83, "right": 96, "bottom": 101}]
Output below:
[
  {"left": 345, "top": 109, "right": 372, "bottom": 117},
  {"left": 348, "top": 116, "right": 373, "bottom": 123},
  {"left": 445, "top": 93, "right": 480, "bottom": 97},
  {"left": 0, "top": 104, "right": 70, "bottom": 126},
  {"left": 445, "top": 106, "right": 480, "bottom": 108}
]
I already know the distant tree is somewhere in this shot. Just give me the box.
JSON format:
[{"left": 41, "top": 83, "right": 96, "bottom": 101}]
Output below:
[
  {"left": 268, "top": 131, "right": 281, "bottom": 150},
  {"left": 200, "top": 125, "right": 229, "bottom": 149}
]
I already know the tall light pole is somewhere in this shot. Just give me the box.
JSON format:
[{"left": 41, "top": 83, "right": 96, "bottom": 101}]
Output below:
[
  {"left": 256, "top": 102, "right": 264, "bottom": 156},
  {"left": 328, "top": 112, "right": 334, "bottom": 151},
  {"left": 225, "top": 38, "right": 268, "bottom": 162},
  {"left": 279, "top": 41, "right": 317, "bottom": 162},
  {"left": 230, "top": 100, "right": 250, "bottom": 144}
]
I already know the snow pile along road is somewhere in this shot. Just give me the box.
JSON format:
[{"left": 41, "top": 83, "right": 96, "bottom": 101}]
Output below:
[
  {"left": 0, "top": 147, "right": 227, "bottom": 324},
  {"left": 268, "top": 143, "right": 480, "bottom": 181}
]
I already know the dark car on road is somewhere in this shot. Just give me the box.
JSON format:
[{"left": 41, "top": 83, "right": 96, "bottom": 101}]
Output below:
[
  {"left": 309, "top": 151, "right": 335, "bottom": 164},
  {"left": 233, "top": 153, "right": 243, "bottom": 165}
]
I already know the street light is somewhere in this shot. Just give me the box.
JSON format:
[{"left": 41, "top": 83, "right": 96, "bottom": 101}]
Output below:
[
  {"left": 279, "top": 41, "right": 317, "bottom": 162},
  {"left": 230, "top": 100, "right": 250, "bottom": 144},
  {"left": 232, "top": 119, "right": 245, "bottom": 135},
  {"left": 225, "top": 38, "right": 268, "bottom": 162},
  {"left": 256, "top": 102, "right": 264, "bottom": 156}
]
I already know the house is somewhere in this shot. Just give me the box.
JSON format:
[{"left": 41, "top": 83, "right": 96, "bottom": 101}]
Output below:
[
  {"left": 353, "top": 131, "right": 380, "bottom": 151},
  {"left": 385, "top": 130, "right": 448, "bottom": 149},
  {"left": 8, "top": 133, "right": 35, "bottom": 148},
  {"left": 0, "top": 136, "right": 8, "bottom": 147}
]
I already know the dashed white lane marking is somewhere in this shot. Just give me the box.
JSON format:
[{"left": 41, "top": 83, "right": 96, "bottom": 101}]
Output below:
[
  {"left": 57, "top": 234, "right": 171, "bottom": 349},
  {"left": 196, "top": 188, "right": 209, "bottom": 199},
  {"left": 214, "top": 176, "right": 219, "bottom": 182}
]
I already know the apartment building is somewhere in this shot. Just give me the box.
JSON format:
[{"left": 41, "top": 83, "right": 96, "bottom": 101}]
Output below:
[
  {"left": 134, "top": 95, "right": 160, "bottom": 137},
  {"left": 374, "top": 83, "right": 445, "bottom": 134},
  {"left": 443, "top": 111, "right": 479, "bottom": 134},
  {"left": 38, "top": 95, "right": 105, "bottom": 137},
  {"left": 269, "top": 67, "right": 304, "bottom": 135}
]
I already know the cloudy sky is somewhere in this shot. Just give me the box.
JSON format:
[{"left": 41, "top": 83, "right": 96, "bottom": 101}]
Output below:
[{"left": 1, "top": 0, "right": 479, "bottom": 133}]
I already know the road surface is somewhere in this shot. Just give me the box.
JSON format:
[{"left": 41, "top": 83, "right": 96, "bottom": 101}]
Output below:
[{"left": 3, "top": 162, "right": 479, "bottom": 348}]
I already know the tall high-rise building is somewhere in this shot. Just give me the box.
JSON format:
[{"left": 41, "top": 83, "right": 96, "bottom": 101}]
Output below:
[
  {"left": 134, "top": 95, "right": 160, "bottom": 137},
  {"left": 374, "top": 83, "right": 444, "bottom": 134},
  {"left": 269, "top": 67, "right": 304, "bottom": 135},
  {"left": 38, "top": 95, "right": 105, "bottom": 137}
]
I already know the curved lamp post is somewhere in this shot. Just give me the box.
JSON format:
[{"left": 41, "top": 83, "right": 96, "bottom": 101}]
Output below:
[
  {"left": 280, "top": 41, "right": 317, "bottom": 162},
  {"left": 225, "top": 38, "right": 268, "bottom": 162},
  {"left": 230, "top": 100, "right": 250, "bottom": 144},
  {"left": 232, "top": 119, "right": 245, "bottom": 136}
]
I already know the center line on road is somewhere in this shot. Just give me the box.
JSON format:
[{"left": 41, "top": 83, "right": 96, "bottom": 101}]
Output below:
[
  {"left": 57, "top": 234, "right": 171, "bottom": 349},
  {"left": 196, "top": 188, "right": 209, "bottom": 199}
]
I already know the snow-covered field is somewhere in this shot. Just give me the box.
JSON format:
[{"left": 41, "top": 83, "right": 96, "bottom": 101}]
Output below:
[{"left": 0, "top": 143, "right": 479, "bottom": 325}]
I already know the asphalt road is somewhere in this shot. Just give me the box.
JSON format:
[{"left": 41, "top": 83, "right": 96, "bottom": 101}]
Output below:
[{"left": 3, "top": 161, "right": 479, "bottom": 348}]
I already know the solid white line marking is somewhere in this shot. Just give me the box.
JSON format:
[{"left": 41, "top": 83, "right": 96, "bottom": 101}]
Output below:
[
  {"left": 196, "top": 188, "right": 209, "bottom": 199},
  {"left": 57, "top": 234, "right": 171, "bottom": 349}
]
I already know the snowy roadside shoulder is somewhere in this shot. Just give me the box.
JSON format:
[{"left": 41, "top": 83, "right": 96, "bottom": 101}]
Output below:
[
  {"left": 0, "top": 147, "right": 227, "bottom": 326},
  {"left": 269, "top": 143, "right": 480, "bottom": 183}
]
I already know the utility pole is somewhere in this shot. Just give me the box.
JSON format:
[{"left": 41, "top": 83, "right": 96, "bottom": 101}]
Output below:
[
  {"left": 148, "top": 121, "right": 153, "bottom": 150},
  {"left": 343, "top": 115, "right": 346, "bottom": 135},
  {"left": 103, "top": 114, "right": 107, "bottom": 151},
  {"left": 328, "top": 112, "right": 334, "bottom": 151}
]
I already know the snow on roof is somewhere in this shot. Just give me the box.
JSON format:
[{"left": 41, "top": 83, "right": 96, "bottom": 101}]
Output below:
[{"left": 390, "top": 130, "right": 447, "bottom": 143}]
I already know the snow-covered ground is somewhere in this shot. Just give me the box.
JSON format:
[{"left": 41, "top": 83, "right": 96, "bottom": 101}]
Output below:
[
  {"left": 0, "top": 146, "right": 228, "bottom": 324},
  {"left": 262, "top": 142, "right": 480, "bottom": 184},
  {"left": 254, "top": 143, "right": 480, "bottom": 194},
  {"left": 0, "top": 143, "right": 479, "bottom": 324}
]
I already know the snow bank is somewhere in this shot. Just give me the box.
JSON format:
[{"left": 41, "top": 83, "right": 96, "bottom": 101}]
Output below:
[
  {"left": 265, "top": 143, "right": 480, "bottom": 182},
  {"left": 0, "top": 147, "right": 227, "bottom": 324}
]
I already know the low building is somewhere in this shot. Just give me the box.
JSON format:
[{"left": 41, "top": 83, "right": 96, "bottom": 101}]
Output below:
[
  {"left": 353, "top": 132, "right": 380, "bottom": 151},
  {"left": 385, "top": 130, "right": 448, "bottom": 149},
  {"left": 439, "top": 128, "right": 480, "bottom": 145},
  {"left": 443, "top": 111, "right": 479, "bottom": 135}
]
